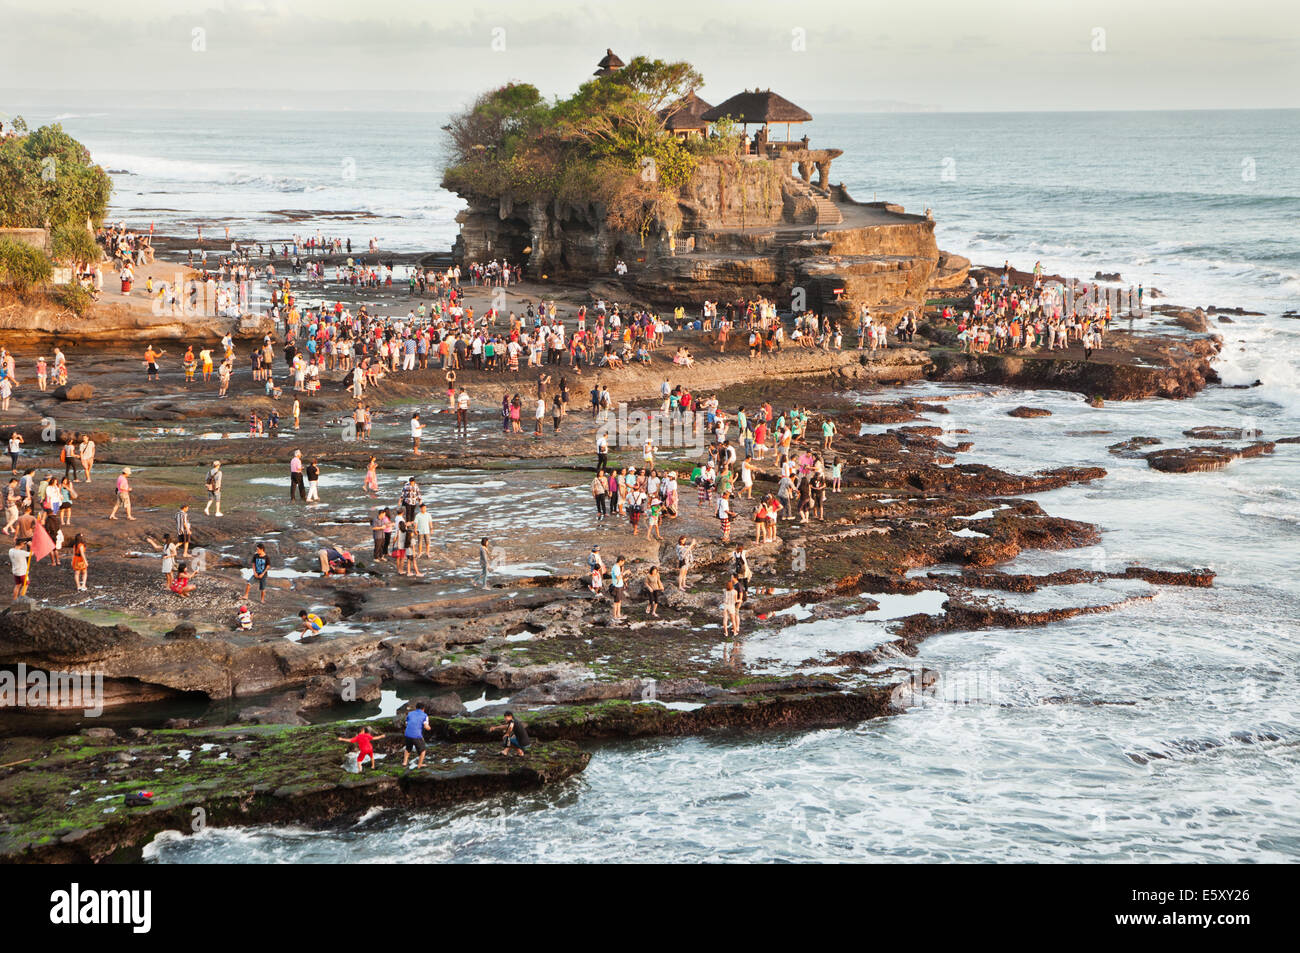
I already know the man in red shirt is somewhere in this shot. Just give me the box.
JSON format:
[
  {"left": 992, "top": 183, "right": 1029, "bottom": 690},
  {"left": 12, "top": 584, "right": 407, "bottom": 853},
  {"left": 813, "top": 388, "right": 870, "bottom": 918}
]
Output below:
[{"left": 336, "top": 726, "right": 385, "bottom": 771}]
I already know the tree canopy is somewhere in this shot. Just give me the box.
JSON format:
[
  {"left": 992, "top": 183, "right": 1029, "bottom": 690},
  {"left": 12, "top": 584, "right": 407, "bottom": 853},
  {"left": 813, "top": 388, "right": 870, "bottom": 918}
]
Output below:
[
  {"left": 0, "top": 119, "right": 112, "bottom": 235},
  {"left": 441, "top": 56, "right": 735, "bottom": 237}
]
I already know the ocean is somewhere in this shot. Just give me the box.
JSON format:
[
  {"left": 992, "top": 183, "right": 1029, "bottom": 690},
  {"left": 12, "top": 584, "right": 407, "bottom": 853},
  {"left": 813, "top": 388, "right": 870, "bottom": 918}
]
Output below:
[{"left": 20, "top": 105, "right": 1300, "bottom": 862}]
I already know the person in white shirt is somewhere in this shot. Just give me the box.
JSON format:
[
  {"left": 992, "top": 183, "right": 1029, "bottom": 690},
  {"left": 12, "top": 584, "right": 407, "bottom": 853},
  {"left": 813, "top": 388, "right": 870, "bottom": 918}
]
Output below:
[{"left": 10, "top": 540, "right": 31, "bottom": 599}]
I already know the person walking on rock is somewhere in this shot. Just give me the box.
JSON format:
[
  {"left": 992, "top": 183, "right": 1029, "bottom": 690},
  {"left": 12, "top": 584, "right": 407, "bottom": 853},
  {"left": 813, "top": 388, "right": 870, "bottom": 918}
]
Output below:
[
  {"left": 204, "top": 461, "right": 223, "bottom": 516},
  {"left": 108, "top": 467, "right": 135, "bottom": 520}
]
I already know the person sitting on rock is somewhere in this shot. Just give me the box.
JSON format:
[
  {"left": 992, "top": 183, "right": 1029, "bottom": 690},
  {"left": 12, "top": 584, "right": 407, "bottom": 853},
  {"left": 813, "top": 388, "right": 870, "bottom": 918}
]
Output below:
[{"left": 169, "top": 564, "right": 196, "bottom": 597}]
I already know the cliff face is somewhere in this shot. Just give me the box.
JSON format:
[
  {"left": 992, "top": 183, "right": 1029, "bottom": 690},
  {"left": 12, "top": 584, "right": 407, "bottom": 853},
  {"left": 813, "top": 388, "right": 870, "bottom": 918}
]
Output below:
[{"left": 450, "top": 157, "right": 966, "bottom": 316}]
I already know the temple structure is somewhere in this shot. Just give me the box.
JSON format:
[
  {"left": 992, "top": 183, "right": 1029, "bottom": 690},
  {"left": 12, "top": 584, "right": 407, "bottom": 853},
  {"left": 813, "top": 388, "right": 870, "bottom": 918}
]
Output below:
[
  {"left": 448, "top": 56, "right": 970, "bottom": 318},
  {"left": 593, "top": 49, "right": 625, "bottom": 77}
]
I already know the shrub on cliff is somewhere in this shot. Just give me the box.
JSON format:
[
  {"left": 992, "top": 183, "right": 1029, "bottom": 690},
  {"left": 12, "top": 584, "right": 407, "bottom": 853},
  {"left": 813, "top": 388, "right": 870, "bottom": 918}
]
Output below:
[
  {"left": 51, "top": 223, "right": 101, "bottom": 267},
  {"left": 52, "top": 281, "right": 94, "bottom": 316},
  {"left": 0, "top": 238, "right": 53, "bottom": 292},
  {"left": 0, "top": 119, "right": 111, "bottom": 233},
  {"left": 441, "top": 57, "right": 706, "bottom": 238}
]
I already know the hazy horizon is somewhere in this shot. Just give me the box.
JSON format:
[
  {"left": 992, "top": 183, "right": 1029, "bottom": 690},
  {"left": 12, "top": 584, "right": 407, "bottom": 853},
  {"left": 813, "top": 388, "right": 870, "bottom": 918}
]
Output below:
[{"left": 2, "top": 0, "right": 1298, "bottom": 114}]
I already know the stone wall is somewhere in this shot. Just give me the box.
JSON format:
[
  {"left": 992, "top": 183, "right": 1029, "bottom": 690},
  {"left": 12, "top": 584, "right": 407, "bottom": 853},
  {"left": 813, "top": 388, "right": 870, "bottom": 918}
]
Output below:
[{"left": 0, "top": 227, "right": 50, "bottom": 253}]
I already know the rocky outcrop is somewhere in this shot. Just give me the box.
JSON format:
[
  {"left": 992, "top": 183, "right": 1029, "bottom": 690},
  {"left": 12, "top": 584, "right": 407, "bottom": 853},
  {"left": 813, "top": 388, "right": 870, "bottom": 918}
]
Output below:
[
  {"left": 450, "top": 158, "right": 961, "bottom": 317},
  {"left": 1145, "top": 441, "right": 1275, "bottom": 473},
  {"left": 0, "top": 725, "right": 590, "bottom": 863},
  {"left": 0, "top": 295, "right": 273, "bottom": 344}
]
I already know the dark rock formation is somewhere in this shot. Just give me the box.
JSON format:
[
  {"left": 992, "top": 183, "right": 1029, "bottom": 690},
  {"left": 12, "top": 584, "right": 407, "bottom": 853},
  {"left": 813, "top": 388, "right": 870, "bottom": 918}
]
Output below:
[
  {"left": 450, "top": 157, "right": 964, "bottom": 318},
  {"left": 1145, "top": 441, "right": 1275, "bottom": 473},
  {"left": 1108, "top": 436, "right": 1162, "bottom": 458}
]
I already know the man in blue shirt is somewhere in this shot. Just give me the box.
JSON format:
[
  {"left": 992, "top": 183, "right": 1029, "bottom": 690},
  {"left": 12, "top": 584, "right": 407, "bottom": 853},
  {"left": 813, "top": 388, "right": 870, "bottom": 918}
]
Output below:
[
  {"left": 242, "top": 542, "right": 271, "bottom": 604},
  {"left": 402, "top": 702, "right": 431, "bottom": 769}
]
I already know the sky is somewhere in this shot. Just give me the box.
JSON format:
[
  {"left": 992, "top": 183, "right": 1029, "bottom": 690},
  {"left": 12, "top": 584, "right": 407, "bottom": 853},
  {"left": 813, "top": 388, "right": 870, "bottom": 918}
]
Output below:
[{"left": 2, "top": 0, "right": 1299, "bottom": 113}]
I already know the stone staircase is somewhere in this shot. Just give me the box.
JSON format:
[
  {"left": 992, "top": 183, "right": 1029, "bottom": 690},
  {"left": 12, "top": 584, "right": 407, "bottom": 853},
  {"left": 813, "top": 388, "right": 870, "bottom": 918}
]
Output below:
[{"left": 811, "top": 194, "right": 843, "bottom": 225}]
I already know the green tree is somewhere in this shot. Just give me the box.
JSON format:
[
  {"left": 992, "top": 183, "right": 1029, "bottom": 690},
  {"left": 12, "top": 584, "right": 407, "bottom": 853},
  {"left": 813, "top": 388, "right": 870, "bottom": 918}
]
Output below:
[
  {"left": 0, "top": 119, "right": 112, "bottom": 232},
  {"left": 51, "top": 223, "right": 101, "bottom": 266}
]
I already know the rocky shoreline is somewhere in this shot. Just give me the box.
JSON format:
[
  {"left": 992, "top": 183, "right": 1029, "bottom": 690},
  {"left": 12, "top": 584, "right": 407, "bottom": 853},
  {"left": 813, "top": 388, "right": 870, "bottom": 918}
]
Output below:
[{"left": 0, "top": 240, "right": 1270, "bottom": 862}]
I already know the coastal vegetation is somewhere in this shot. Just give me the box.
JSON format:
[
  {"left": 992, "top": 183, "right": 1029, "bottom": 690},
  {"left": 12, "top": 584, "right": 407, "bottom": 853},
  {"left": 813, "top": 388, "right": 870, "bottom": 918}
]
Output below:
[
  {"left": 440, "top": 57, "right": 744, "bottom": 239},
  {"left": 0, "top": 119, "right": 110, "bottom": 236},
  {"left": 0, "top": 117, "right": 109, "bottom": 305}
]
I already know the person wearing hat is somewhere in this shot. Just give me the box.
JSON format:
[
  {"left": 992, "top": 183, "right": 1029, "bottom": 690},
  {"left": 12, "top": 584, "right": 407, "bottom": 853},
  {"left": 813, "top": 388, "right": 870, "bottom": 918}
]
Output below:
[
  {"left": 204, "top": 461, "right": 223, "bottom": 516},
  {"left": 108, "top": 467, "right": 134, "bottom": 520}
]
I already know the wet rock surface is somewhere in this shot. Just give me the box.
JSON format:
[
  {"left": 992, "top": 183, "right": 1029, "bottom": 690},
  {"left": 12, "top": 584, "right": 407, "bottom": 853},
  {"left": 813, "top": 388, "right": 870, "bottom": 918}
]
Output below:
[{"left": 0, "top": 263, "right": 1237, "bottom": 857}]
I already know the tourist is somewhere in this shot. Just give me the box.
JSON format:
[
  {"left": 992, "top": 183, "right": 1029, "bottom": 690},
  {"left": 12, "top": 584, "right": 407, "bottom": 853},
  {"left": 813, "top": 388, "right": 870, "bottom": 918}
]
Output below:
[
  {"left": 733, "top": 544, "right": 752, "bottom": 606},
  {"left": 143, "top": 344, "right": 164, "bottom": 382},
  {"left": 477, "top": 536, "right": 491, "bottom": 588},
  {"left": 108, "top": 467, "right": 135, "bottom": 520},
  {"left": 414, "top": 503, "right": 433, "bottom": 558},
  {"left": 175, "top": 503, "right": 193, "bottom": 557},
  {"left": 402, "top": 702, "right": 431, "bottom": 769},
  {"left": 490, "top": 711, "right": 530, "bottom": 757},
  {"left": 587, "top": 544, "right": 605, "bottom": 592},
  {"left": 78, "top": 434, "right": 95, "bottom": 482},
  {"left": 372, "top": 507, "right": 393, "bottom": 561},
  {"left": 170, "top": 563, "right": 197, "bottom": 597},
  {"left": 676, "top": 536, "right": 696, "bottom": 590},
  {"left": 7, "top": 432, "right": 22, "bottom": 474},
  {"left": 305, "top": 458, "right": 321, "bottom": 503},
  {"left": 9, "top": 538, "right": 30, "bottom": 600},
  {"left": 317, "top": 547, "right": 355, "bottom": 575},
  {"left": 592, "top": 468, "right": 609, "bottom": 521},
  {"left": 722, "top": 576, "right": 740, "bottom": 638},
  {"left": 400, "top": 476, "right": 422, "bottom": 523},
  {"left": 299, "top": 609, "right": 326, "bottom": 636},
  {"left": 609, "top": 554, "right": 626, "bottom": 621},
  {"left": 243, "top": 542, "right": 271, "bottom": 603},
  {"left": 70, "top": 533, "right": 88, "bottom": 591},
  {"left": 410, "top": 412, "right": 424, "bottom": 454},
  {"left": 60, "top": 434, "right": 77, "bottom": 482},
  {"left": 716, "top": 490, "right": 732, "bottom": 542},
  {"left": 336, "top": 725, "right": 384, "bottom": 771},
  {"left": 455, "top": 387, "right": 470, "bottom": 437},
  {"left": 289, "top": 450, "right": 306, "bottom": 502},
  {"left": 153, "top": 533, "right": 178, "bottom": 586},
  {"left": 204, "top": 461, "right": 223, "bottom": 516},
  {"left": 644, "top": 565, "right": 664, "bottom": 618}
]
